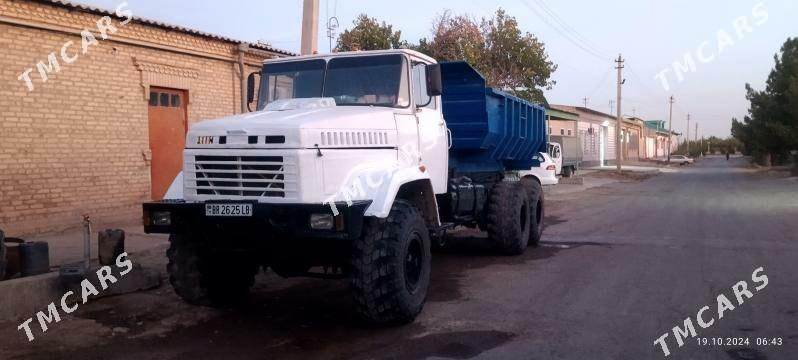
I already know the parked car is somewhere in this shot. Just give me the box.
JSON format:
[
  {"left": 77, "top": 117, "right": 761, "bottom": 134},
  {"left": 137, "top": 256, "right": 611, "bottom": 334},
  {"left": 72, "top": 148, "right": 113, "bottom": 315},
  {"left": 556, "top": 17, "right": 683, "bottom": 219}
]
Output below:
[
  {"left": 669, "top": 155, "right": 694, "bottom": 165},
  {"left": 522, "top": 152, "right": 559, "bottom": 186}
]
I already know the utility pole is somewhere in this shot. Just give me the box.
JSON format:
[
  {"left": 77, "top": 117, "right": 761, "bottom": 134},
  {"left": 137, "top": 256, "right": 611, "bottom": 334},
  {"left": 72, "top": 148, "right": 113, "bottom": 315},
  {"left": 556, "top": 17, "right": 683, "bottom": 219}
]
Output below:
[
  {"left": 695, "top": 121, "right": 698, "bottom": 142},
  {"left": 301, "top": 0, "right": 319, "bottom": 55},
  {"left": 609, "top": 100, "right": 615, "bottom": 115},
  {"left": 667, "top": 95, "right": 674, "bottom": 162},
  {"left": 326, "top": 17, "right": 339, "bottom": 53},
  {"left": 583, "top": 97, "right": 589, "bottom": 108},
  {"left": 615, "top": 54, "right": 624, "bottom": 173},
  {"left": 686, "top": 114, "right": 691, "bottom": 155}
]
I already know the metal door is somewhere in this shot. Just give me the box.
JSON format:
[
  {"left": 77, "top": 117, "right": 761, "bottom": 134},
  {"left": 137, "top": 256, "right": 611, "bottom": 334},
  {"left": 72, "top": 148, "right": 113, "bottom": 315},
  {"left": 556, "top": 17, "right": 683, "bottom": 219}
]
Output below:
[
  {"left": 627, "top": 129, "right": 640, "bottom": 160},
  {"left": 147, "top": 88, "right": 187, "bottom": 200}
]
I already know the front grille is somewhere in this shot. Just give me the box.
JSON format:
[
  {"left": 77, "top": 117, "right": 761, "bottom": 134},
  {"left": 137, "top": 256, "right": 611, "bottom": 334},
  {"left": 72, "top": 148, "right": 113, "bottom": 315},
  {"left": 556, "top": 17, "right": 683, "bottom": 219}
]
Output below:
[{"left": 186, "top": 155, "right": 295, "bottom": 198}]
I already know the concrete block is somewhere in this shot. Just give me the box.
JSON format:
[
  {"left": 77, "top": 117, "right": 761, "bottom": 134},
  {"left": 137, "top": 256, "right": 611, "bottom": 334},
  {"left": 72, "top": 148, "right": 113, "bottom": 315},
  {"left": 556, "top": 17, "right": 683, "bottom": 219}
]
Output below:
[
  {"left": 0, "top": 272, "right": 63, "bottom": 320},
  {"left": 0, "top": 264, "right": 162, "bottom": 321},
  {"left": 63, "top": 264, "right": 162, "bottom": 300}
]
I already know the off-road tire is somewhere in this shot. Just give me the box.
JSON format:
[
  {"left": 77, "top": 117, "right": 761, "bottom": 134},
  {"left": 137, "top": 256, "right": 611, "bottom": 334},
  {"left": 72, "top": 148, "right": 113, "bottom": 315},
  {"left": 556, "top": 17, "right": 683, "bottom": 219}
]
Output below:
[
  {"left": 486, "top": 181, "right": 531, "bottom": 255},
  {"left": 167, "top": 233, "right": 258, "bottom": 307},
  {"left": 522, "top": 179, "right": 545, "bottom": 247},
  {"left": 350, "top": 200, "right": 431, "bottom": 325}
]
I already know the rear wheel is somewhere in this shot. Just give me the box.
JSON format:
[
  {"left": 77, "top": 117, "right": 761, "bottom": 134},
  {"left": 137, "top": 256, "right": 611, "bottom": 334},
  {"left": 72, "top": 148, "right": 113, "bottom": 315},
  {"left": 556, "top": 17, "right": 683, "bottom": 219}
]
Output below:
[
  {"left": 562, "top": 166, "right": 573, "bottom": 177},
  {"left": 486, "top": 181, "right": 531, "bottom": 255},
  {"left": 350, "top": 200, "right": 431, "bottom": 325},
  {"left": 522, "top": 179, "right": 545, "bottom": 247},
  {"left": 167, "top": 233, "right": 259, "bottom": 307}
]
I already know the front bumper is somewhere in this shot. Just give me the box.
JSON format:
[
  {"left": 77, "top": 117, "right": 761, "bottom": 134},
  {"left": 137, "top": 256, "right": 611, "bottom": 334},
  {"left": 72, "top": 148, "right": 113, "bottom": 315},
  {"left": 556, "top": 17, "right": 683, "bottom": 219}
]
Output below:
[{"left": 142, "top": 200, "right": 372, "bottom": 240}]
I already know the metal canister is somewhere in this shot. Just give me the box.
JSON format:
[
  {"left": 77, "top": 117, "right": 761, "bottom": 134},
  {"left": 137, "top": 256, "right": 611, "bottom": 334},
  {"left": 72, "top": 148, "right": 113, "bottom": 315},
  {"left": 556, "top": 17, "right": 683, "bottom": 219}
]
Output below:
[
  {"left": 3, "top": 237, "right": 25, "bottom": 279},
  {"left": 19, "top": 241, "right": 50, "bottom": 277},
  {"left": 98, "top": 229, "right": 125, "bottom": 266}
]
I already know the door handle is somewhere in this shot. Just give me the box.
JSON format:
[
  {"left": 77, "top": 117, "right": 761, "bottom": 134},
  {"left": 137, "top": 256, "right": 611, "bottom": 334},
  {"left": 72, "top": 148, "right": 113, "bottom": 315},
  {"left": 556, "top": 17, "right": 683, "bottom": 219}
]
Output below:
[{"left": 446, "top": 128, "right": 452, "bottom": 149}]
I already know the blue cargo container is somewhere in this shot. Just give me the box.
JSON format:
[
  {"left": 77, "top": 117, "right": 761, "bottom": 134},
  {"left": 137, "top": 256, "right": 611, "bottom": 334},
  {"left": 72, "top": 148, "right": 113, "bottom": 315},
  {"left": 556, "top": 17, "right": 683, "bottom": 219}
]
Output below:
[{"left": 440, "top": 61, "right": 547, "bottom": 174}]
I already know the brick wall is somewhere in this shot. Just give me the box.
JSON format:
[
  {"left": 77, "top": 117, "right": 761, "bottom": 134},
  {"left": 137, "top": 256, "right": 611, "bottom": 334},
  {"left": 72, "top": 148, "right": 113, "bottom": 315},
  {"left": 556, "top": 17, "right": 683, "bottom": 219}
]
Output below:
[{"left": 0, "top": 0, "right": 278, "bottom": 235}]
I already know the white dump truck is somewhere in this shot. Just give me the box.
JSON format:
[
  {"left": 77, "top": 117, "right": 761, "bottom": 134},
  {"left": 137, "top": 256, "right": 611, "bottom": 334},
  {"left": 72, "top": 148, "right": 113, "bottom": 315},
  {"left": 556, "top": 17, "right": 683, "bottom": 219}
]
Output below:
[
  {"left": 143, "top": 50, "right": 549, "bottom": 324},
  {"left": 548, "top": 135, "right": 582, "bottom": 177}
]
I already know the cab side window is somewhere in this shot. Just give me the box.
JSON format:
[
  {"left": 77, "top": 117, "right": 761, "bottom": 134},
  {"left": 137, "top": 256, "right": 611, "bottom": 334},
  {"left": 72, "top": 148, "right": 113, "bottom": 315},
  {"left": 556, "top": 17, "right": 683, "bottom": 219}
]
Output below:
[{"left": 412, "top": 63, "right": 436, "bottom": 109}]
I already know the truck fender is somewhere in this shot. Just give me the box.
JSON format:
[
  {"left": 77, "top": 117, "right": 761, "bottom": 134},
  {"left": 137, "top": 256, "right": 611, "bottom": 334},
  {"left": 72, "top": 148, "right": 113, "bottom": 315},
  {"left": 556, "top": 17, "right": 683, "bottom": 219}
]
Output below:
[
  {"left": 164, "top": 172, "right": 184, "bottom": 199},
  {"left": 368, "top": 167, "right": 441, "bottom": 227},
  {"left": 325, "top": 165, "right": 441, "bottom": 227}
]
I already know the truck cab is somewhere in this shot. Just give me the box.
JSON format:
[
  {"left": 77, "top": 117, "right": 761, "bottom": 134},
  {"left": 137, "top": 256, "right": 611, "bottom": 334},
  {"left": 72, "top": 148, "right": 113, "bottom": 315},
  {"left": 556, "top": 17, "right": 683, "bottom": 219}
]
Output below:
[{"left": 142, "top": 50, "right": 547, "bottom": 325}]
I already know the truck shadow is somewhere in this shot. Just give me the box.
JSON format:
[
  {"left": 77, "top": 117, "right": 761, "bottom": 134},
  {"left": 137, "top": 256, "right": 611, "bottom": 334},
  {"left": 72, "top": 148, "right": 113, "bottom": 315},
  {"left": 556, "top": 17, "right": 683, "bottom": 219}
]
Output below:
[{"left": 43, "top": 230, "right": 565, "bottom": 360}]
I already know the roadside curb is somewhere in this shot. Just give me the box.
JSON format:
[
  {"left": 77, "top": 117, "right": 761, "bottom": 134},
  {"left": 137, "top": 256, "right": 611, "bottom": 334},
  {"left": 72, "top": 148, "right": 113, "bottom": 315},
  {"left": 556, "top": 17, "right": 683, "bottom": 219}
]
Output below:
[
  {"left": 0, "top": 264, "right": 162, "bottom": 322},
  {"left": 0, "top": 272, "right": 63, "bottom": 321}
]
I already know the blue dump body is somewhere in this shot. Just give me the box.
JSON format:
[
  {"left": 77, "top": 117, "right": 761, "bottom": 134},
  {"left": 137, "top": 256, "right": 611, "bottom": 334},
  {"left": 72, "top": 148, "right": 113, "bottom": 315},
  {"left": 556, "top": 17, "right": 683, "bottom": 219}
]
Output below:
[{"left": 441, "top": 61, "right": 547, "bottom": 174}]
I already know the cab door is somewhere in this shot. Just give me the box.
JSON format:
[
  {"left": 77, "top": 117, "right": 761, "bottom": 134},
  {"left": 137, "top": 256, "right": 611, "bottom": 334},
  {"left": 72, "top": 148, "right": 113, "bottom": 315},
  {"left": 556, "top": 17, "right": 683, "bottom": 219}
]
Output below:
[
  {"left": 548, "top": 142, "right": 563, "bottom": 175},
  {"left": 412, "top": 62, "right": 448, "bottom": 194}
]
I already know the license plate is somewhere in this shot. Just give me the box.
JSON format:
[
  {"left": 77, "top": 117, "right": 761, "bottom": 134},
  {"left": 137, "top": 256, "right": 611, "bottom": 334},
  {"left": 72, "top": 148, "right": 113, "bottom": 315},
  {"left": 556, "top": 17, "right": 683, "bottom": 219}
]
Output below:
[{"left": 205, "top": 203, "right": 253, "bottom": 217}]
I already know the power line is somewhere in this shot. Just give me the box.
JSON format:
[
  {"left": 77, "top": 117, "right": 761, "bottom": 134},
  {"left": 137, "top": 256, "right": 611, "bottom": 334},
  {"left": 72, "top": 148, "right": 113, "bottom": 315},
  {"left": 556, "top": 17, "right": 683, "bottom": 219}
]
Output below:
[
  {"left": 518, "top": 0, "right": 610, "bottom": 61},
  {"left": 530, "top": 0, "right": 611, "bottom": 58},
  {"left": 585, "top": 67, "right": 613, "bottom": 100}
]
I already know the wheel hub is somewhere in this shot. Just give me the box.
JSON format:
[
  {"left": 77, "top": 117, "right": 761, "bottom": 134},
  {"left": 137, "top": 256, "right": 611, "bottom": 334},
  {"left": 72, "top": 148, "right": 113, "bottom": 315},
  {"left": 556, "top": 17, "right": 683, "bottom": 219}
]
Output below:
[{"left": 405, "top": 234, "right": 423, "bottom": 292}]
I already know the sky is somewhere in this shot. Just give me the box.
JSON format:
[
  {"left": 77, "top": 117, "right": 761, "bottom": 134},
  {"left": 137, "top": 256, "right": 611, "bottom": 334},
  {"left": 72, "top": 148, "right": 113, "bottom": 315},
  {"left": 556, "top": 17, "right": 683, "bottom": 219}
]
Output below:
[{"left": 79, "top": 0, "right": 798, "bottom": 138}]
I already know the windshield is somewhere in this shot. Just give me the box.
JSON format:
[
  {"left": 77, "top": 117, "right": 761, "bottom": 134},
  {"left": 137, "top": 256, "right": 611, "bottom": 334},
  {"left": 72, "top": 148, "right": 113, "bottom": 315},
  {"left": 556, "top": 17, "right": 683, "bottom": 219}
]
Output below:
[
  {"left": 256, "top": 55, "right": 410, "bottom": 110},
  {"left": 256, "top": 59, "right": 325, "bottom": 110}
]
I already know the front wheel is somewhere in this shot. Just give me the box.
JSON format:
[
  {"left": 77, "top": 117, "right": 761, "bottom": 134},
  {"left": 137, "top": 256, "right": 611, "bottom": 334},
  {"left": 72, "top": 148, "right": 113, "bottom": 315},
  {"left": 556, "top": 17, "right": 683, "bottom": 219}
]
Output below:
[
  {"left": 167, "top": 233, "right": 259, "bottom": 307},
  {"left": 350, "top": 200, "right": 431, "bottom": 325}
]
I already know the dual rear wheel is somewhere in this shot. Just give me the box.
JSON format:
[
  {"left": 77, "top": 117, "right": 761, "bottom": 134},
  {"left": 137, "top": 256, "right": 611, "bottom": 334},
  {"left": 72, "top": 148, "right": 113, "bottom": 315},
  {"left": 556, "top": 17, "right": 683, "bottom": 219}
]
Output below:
[{"left": 486, "top": 180, "right": 544, "bottom": 255}]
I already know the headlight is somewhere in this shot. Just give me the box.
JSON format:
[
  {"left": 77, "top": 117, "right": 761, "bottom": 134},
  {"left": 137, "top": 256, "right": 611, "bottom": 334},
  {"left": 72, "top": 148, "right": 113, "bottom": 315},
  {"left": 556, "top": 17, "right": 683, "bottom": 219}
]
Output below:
[
  {"left": 151, "top": 211, "right": 171, "bottom": 226},
  {"left": 309, "top": 213, "right": 334, "bottom": 230}
]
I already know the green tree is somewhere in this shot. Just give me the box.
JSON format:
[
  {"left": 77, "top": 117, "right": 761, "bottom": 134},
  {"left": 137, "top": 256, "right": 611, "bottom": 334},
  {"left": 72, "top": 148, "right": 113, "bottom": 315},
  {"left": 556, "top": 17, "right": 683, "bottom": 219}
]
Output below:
[
  {"left": 336, "top": 14, "right": 405, "bottom": 51},
  {"left": 335, "top": 9, "right": 557, "bottom": 104},
  {"left": 423, "top": 9, "right": 557, "bottom": 104},
  {"left": 424, "top": 11, "right": 485, "bottom": 67},
  {"left": 732, "top": 37, "right": 798, "bottom": 167},
  {"left": 481, "top": 9, "right": 556, "bottom": 104}
]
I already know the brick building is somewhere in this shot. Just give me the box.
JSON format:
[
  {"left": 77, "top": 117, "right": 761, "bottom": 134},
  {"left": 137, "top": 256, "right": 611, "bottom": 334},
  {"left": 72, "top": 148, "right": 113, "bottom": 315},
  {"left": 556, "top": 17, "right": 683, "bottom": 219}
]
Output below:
[{"left": 0, "top": 0, "right": 293, "bottom": 235}]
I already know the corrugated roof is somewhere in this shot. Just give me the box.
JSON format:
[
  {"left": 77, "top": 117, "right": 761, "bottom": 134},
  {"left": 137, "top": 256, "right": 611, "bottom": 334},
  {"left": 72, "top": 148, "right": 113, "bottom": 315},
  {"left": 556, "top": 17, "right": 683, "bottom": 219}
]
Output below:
[
  {"left": 550, "top": 104, "right": 616, "bottom": 120},
  {"left": 34, "top": 0, "right": 296, "bottom": 56},
  {"left": 545, "top": 106, "right": 579, "bottom": 121}
]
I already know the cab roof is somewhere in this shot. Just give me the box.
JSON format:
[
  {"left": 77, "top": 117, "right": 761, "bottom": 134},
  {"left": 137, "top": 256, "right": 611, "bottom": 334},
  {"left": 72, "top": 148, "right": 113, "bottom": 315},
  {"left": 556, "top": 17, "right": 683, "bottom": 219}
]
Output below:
[{"left": 263, "top": 49, "right": 437, "bottom": 65}]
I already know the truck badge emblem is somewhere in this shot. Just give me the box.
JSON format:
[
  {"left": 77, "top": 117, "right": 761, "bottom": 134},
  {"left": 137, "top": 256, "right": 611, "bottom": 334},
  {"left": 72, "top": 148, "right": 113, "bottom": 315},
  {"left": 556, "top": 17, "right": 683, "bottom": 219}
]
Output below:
[{"left": 197, "top": 136, "right": 214, "bottom": 145}]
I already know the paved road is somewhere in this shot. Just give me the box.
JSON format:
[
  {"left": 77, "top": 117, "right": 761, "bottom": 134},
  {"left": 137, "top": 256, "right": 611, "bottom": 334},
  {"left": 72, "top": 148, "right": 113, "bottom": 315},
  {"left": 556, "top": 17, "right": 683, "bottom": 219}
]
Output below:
[{"left": 5, "top": 156, "right": 797, "bottom": 359}]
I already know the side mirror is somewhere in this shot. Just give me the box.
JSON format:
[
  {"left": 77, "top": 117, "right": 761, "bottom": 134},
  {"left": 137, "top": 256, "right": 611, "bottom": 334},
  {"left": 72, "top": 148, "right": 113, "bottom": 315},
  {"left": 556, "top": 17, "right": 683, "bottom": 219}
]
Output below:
[
  {"left": 426, "top": 64, "right": 443, "bottom": 97},
  {"left": 246, "top": 72, "right": 259, "bottom": 105}
]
